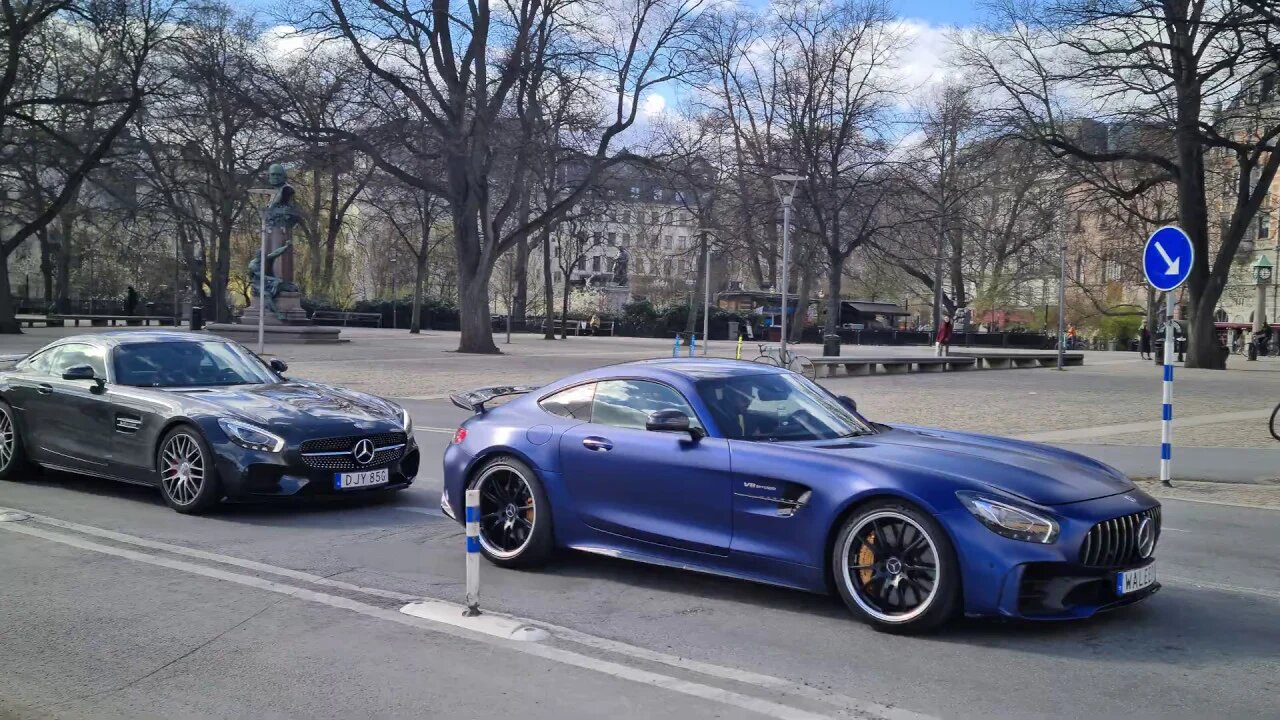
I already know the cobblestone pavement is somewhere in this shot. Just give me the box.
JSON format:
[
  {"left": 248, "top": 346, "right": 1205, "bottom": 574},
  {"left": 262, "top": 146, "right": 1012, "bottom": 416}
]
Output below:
[{"left": 3, "top": 326, "right": 1277, "bottom": 449}]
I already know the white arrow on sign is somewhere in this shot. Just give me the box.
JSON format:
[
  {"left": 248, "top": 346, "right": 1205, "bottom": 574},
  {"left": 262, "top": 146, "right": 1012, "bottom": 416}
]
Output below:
[{"left": 1154, "top": 241, "right": 1181, "bottom": 276}]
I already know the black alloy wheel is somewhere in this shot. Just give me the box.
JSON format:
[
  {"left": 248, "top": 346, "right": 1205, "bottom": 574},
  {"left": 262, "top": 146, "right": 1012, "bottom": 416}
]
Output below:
[{"left": 472, "top": 456, "right": 553, "bottom": 568}]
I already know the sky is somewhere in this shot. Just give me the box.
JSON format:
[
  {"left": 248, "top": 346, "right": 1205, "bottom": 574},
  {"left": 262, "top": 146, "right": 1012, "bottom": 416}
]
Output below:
[{"left": 895, "top": 0, "right": 984, "bottom": 26}]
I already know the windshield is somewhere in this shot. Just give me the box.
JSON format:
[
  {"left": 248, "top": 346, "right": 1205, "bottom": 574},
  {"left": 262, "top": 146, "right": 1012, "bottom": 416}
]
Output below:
[
  {"left": 695, "top": 372, "right": 874, "bottom": 442},
  {"left": 113, "top": 341, "right": 279, "bottom": 388}
]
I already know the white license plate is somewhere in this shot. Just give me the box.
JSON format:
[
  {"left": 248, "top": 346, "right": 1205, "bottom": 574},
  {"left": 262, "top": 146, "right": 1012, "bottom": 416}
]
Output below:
[
  {"left": 1116, "top": 562, "right": 1156, "bottom": 595},
  {"left": 334, "top": 468, "right": 389, "bottom": 490}
]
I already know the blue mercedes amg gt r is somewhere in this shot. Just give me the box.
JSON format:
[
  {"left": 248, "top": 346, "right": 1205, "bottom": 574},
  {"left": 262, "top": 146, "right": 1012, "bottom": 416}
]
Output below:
[{"left": 441, "top": 359, "right": 1161, "bottom": 632}]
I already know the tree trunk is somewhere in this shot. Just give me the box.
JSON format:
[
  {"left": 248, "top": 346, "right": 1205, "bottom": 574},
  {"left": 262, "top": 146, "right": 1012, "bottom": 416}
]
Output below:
[
  {"left": 513, "top": 237, "right": 529, "bottom": 324},
  {"left": 410, "top": 248, "right": 427, "bottom": 334},
  {"left": 308, "top": 169, "right": 324, "bottom": 294},
  {"left": 37, "top": 227, "right": 53, "bottom": 307},
  {"left": 55, "top": 215, "right": 73, "bottom": 313},
  {"left": 0, "top": 255, "right": 20, "bottom": 333},
  {"left": 541, "top": 227, "right": 556, "bottom": 340},
  {"left": 560, "top": 278, "right": 571, "bottom": 340},
  {"left": 790, "top": 266, "right": 812, "bottom": 344},
  {"left": 825, "top": 246, "right": 842, "bottom": 335}
]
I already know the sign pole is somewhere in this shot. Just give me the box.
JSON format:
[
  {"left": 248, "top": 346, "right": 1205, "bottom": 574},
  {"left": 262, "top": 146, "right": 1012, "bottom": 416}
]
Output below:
[
  {"left": 258, "top": 217, "right": 267, "bottom": 355},
  {"left": 1142, "top": 226, "right": 1193, "bottom": 490}
]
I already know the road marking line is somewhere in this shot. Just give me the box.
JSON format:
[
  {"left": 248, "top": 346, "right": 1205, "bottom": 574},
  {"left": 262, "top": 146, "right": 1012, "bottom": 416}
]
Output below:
[
  {"left": 0, "top": 520, "right": 833, "bottom": 720},
  {"left": 415, "top": 426, "right": 456, "bottom": 434},
  {"left": 1164, "top": 575, "right": 1280, "bottom": 601},
  {"left": 1162, "top": 527, "right": 1190, "bottom": 533},
  {"left": 1014, "top": 408, "right": 1273, "bottom": 443},
  {"left": 2, "top": 508, "right": 922, "bottom": 719},
  {"left": 1157, "top": 495, "right": 1280, "bottom": 511}
]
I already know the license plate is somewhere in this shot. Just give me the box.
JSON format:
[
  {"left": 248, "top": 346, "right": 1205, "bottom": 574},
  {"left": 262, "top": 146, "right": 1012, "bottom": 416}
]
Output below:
[
  {"left": 1116, "top": 562, "right": 1156, "bottom": 595},
  {"left": 334, "top": 468, "right": 389, "bottom": 490}
]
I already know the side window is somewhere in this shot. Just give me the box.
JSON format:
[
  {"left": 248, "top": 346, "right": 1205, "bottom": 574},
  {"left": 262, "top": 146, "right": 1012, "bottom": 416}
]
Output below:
[
  {"left": 591, "top": 379, "right": 703, "bottom": 431},
  {"left": 18, "top": 348, "right": 58, "bottom": 375},
  {"left": 50, "top": 343, "right": 108, "bottom": 378},
  {"left": 538, "top": 383, "right": 596, "bottom": 420}
]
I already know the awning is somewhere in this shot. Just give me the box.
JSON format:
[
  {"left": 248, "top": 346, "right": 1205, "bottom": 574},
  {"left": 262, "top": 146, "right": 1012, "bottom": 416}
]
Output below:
[{"left": 841, "top": 301, "right": 910, "bottom": 316}]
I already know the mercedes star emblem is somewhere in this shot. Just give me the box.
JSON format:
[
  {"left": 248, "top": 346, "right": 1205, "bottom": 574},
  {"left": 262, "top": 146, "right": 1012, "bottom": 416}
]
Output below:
[
  {"left": 1136, "top": 517, "right": 1156, "bottom": 559},
  {"left": 352, "top": 438, "right": 376, "bottom": 465}
]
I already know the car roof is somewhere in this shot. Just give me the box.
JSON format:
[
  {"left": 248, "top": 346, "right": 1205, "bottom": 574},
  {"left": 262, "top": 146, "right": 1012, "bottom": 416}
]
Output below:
[
  {"left": 614, "top": 358, "right": 785, "bottom": 381},
  {"left": 53, "top": 331, "right": 228, "bottom": 348}
]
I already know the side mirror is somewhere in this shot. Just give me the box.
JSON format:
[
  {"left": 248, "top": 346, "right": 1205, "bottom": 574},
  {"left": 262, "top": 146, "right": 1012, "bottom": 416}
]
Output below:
[
  {"left": 269, "top": 358, "right": 288, "bottom": 373},
  {"left": 837, "top": 395, "right": 857, "bottom": 413},
  {"left": 646, "top": 409, "right": 703, "bottom": 439},
  {"left": 63, "top": 364, "right": 105, "bottom": 390}
]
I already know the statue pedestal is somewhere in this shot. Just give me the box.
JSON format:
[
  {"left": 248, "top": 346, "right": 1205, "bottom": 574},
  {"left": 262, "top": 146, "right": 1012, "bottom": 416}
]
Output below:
[
  {"left": 603, "top": 285, "right": 631, "bottom": 314},
  {"left": 205, "top": 292, "right": 345, "bottom": 345}
]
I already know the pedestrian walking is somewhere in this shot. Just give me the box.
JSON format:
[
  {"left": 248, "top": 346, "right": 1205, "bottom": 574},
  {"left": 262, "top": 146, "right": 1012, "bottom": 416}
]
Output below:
[
  {"left": 935, "top": 317, "right": 953, "bottom": 357},
  {"left": 1139, "top": 321, "right": 1152, "bottom": 360},
  {"left": 125, "top": 285, "right": 139, "bottom": 316}
]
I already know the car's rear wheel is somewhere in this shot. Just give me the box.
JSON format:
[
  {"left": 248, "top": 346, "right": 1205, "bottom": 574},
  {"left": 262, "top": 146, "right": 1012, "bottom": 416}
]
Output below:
[
  {"left": 471, "top": 456, "right": 553, "bottom": 568},
  {"left": 157, "top": 426, "right": 221, "bottom": 514},
  {"left": 0, "top": 401, "right": 33, "bottom": 481},
  {"left": 832, "top": 500, "right": 959, "bottom": 633}
]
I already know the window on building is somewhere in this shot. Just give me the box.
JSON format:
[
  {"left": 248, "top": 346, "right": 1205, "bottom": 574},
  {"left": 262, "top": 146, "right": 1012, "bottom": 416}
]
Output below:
[
  {"left": 630, "top": 186, "right": 641, "bottom": 199},
  {"left": 674, "top": 191, "right": 687, "bottom": 204},
  {"left": 677, "top": 235, "right": 687, "bottom": 249},
  {"left": 553, "top": 271, "right": 563, "bottom": 284},
  {"left": 622, "top": 233, "right": 631, "bottom": 247},
  {"left": 650, "top": 211, "right": 659, "bottom": 224},
  {"left": 1104, "top": 256, "right": 1122, "bottom": 282},
  {"left": 1075, "top": 255, "right": 1085, "bottom": 283},
  {"left": 609, "top": 211, "right": 617, "bottom": 222},
  {"left": 663, "top": 235, "right": 672, "bottom": 249},
  {"left": 607, "top": 232, "right": 617, "bottom": 246},
  {"left": 622, "top": 210, "right": 631, "bottom": 223},
  {"left": 652, "top": 188, "right": 662, "bottom": 201},
  {"left": 578, "top": 257, "right": 586, "bottom": 271},
  {"left": 665, "top": 211, "right": 673, "bottom": 223},
  {"left": 592, "top": 256, "right": 602, "bottom": 272},
  {"left": 1259, "top": 213, "right": 1271, "bottom": 240}
]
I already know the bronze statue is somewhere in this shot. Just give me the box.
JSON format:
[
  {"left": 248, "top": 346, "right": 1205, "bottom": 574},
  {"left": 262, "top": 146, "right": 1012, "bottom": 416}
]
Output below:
[
  {"left": 612, "top": 247, "right": 629, "bottom": 286},
  {"left": 250, "top": 163, "right": 301, "bottom": 321}
]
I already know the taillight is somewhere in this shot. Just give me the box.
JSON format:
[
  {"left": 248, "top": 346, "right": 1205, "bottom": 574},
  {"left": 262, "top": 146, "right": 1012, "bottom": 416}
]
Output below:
[{"left": 452, "top": 427, "right": 467, "bottom": 444}]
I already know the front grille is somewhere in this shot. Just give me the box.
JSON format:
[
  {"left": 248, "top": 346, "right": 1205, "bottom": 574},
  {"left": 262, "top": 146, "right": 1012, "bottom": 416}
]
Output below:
[
  {"left": 300, "top": 432, "right": 407, "bottom": 471},
  {"left": 1079, "top": 506, "right": 1161, "bottom": 568}
]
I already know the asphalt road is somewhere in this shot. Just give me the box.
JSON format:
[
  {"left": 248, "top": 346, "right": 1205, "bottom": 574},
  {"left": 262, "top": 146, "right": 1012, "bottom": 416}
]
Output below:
[{"left": 1, "top": 398, "right": 1277, "bottom": 720}]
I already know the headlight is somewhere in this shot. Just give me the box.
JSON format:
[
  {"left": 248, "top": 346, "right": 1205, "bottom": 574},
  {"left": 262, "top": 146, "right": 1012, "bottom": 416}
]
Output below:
[
  {"left": 957, "top": 491, "right": 1059, "bottom": 543},
  {"left": 217, "top": 418, "right": 285, "bottom": 453},
  {"left": 400, "top": 408, "right": 413, "bottom": 435}
]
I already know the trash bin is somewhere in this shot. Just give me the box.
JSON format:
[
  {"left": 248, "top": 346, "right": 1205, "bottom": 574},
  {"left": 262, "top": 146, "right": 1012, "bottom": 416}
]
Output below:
[
  {"left": 190, "top": 305, "right": 203, "bottom": 331},
  {"left": 823, "top": 334, "right": 841, "bottom": 357},
  {"left": 1153, "top": 338, "right": 1164, "bottom": 365}
]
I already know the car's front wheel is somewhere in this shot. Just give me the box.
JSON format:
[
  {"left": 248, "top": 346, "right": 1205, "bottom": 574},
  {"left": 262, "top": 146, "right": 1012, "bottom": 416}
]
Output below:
[
  {"left": 471, "top": 456, "right": 553, "bottom": 568},
  {"left": 0, "top": 401, "right": 33, "bottom": 481},
  {"left": 157, "top": 426, "right": 221, "bottom": 514},
  {"left": 832, "top": 500, "right": 959, "bottom": 633}
]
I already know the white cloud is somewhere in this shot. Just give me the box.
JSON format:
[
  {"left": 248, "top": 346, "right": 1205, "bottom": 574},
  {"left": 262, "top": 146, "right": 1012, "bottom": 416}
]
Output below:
[
  {"left": 893, "top": 20, "right": 963, "bottom": 98},
  {"left": 642, "top": 93, "right": 668, "bottom": 117}
]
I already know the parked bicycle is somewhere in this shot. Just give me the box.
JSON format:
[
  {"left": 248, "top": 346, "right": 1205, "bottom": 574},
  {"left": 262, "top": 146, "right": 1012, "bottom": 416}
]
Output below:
[{"left": 752, "top": 343, "right": 817, "bottom": 380}]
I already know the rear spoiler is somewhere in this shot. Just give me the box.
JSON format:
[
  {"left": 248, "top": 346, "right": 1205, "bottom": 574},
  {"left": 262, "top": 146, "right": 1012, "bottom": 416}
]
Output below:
[{"left": 450, "top": 385, "right": 540, "bottom": 414}]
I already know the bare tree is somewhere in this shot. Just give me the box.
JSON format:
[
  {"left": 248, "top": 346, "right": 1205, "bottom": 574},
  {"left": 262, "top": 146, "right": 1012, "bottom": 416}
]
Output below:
[
  {"left": 361, "top": 173, "right": 448, "bottom": 333},
  {"left": 957, "top": 0, "right": 1280, "bottom": 368},
  {"left": 0, "top": 0, "right": 176, "bottom": 331}
]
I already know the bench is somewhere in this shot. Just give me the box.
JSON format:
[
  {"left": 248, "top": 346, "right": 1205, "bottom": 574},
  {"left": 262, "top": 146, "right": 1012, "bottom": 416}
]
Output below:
[
  {"left": 47, "top": 314, "right": 176, "bottom": 328},
  {"left": 311, "top": 310, "right": 383, "bottom": 327},
  {"left": 950, "top": 351, "right": 1084, "bottom": 369},
  {"left": 809, "top": 356, "right": 976, "bottom": 377}
]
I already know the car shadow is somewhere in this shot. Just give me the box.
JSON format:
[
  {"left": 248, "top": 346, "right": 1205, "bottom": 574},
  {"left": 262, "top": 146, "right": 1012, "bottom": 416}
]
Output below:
[
  {"left": 14, "top": 468, "right": 448, "bottom": 531},
  {"left": 531, "top": 551, "right": 1278, "bottom": 662}
]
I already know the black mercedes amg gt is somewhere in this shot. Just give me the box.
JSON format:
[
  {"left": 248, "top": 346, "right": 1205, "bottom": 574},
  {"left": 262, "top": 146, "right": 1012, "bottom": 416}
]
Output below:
[{"left": 0, "top": 331, "right": 419, "bottom": 513}]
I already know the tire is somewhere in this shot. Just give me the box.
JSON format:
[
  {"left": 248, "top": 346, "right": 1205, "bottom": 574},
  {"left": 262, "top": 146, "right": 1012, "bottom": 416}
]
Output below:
[
  {"left": 156, "top": 425, "right": 221, "bottom": 514},
  {"left": 1270, "top": 402, "right": 1279, "bottom": 442},
  {"left": 0, "top": 401, "right": 33, "bottom": 481},
  {"left": 470, "top": 455, "right": 554, "bottom": 569},
  {"left": 790, "top": 355, "right": 816, "bottom": 380},
  {"left": 831, "top": 499, "right": 960, "bottom": 634}
]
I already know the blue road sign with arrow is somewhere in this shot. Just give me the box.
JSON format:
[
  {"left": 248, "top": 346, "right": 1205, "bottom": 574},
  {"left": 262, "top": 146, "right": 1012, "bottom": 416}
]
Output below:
[{"left": 1143, "top": 226, "right": 1194, "bottom": 292}]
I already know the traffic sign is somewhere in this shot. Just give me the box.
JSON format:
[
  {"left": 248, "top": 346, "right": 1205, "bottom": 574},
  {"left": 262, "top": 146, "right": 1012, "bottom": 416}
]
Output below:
[{"left": 1143, "top": 226, "right": 1194, "bottom": 292}]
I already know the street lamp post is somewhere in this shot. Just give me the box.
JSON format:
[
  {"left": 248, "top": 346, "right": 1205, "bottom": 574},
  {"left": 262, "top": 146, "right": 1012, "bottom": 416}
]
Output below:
[
  {"left": 390, "top": 255, "right": 398, "bottom": 330},
  {"left": 1251, "top": 255, "right": 1273, "bottom": 361},
  {"left": 703, "top": 232, "right": 711, "bottom": 356},
  {"left": 1058, "top": 226, "right": 1067, "bottom": 370},
  {"left": 771, "top": 173, "right": 804, "bottom": 359}
]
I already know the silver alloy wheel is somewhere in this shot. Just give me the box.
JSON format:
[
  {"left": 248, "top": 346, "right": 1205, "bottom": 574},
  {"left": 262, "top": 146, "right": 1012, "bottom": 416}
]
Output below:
[
  {"left": 160, "top": 433, "right": 205, "bottom": 507},
  {"left": 841, "top": 510, "right": 941, "bottom": 624},
  {"left": 474, "top": 463, "right": 537, "bottom": 560},
  {"left": 0, "top": 406, "right": 13, "bottom": 470}
]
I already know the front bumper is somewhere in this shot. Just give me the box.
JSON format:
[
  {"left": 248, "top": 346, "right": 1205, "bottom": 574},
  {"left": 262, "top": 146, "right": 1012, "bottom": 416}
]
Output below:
[
  {"left": 942, "top": 491, "right": 1163, "bottom": 620},
  {"left": 212, "top": 439, "right": 421, "bottom": 499}
]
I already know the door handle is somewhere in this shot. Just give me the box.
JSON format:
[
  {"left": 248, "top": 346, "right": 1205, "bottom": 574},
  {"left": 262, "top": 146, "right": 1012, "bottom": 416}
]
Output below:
[
  {"left": 37, "top": 383, "right": 53, "bottom": 395},
  {"left": 582, "top": 437, "right": 613, "bottom": 452}
]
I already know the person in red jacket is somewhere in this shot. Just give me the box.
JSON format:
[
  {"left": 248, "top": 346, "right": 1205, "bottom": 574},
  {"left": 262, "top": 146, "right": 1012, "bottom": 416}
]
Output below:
[{"left": 936, "top": 316, "right": 953, "bottom": 356}]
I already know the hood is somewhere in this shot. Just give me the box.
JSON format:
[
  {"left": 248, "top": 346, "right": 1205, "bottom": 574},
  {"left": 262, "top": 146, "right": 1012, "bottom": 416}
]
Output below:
[
  {"left": 813, "top": 426, "right": 1133, "bottom": 505},
  {"left": 171, "top": 381, "right": 402, "bottom": 437}
]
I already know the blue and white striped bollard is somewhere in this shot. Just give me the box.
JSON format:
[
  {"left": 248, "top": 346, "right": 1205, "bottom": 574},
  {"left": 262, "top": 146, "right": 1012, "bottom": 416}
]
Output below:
[
  {"left": 463, "top": 489, "right": 481, "bottom": 616},
  {"left": 1160, "top": 297, "right": 1174, "bottom": 487}
]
